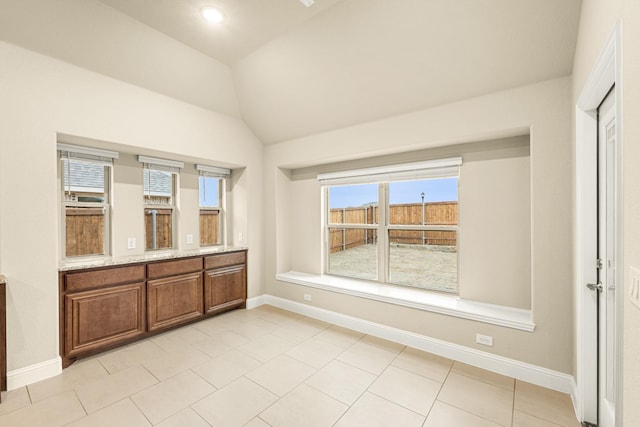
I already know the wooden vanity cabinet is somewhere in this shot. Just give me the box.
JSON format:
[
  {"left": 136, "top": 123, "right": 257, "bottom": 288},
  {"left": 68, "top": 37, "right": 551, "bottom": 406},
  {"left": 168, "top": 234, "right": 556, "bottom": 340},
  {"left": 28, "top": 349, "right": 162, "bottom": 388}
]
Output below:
[
  {"left": 61, "top": 265, "right": 146, "bottom": 363},
  {"left": 204, "top": 251, "right": 247, "bottom": 315},
  {"left": 60, "top": 250, "right": 247, "bottom": 367},
  {"left": 147, "top": 258, "right": 204, "bottom": 332}
]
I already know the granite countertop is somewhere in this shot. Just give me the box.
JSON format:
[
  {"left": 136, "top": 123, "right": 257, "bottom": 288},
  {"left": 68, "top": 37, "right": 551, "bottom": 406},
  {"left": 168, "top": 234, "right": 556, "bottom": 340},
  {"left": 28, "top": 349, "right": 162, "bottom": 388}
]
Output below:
[{"left": 59, "top": 246, "right": 247, "bottom": 271}]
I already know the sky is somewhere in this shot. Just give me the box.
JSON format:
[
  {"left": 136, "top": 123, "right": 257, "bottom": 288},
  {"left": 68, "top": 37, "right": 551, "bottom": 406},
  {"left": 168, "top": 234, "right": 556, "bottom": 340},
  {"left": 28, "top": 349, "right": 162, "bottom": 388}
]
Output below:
[
  {"left": 329, "top": 177, "right": 458, "bottom": 209},
  {"left": 200, "top": 176, "right": 220, "bottom": 207}
]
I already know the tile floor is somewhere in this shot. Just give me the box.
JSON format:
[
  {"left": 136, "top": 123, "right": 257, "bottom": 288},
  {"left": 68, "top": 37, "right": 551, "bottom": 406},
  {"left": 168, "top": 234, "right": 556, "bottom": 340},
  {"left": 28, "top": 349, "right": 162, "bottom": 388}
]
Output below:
[{"left": 0, "top": 305, "right": 580, "bottom": 426}]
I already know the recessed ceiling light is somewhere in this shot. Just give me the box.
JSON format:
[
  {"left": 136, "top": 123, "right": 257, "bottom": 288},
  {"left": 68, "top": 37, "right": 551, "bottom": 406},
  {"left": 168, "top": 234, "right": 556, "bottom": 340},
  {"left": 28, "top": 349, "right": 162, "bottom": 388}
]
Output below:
[{"left": 201, "top": 7, "right": 224, "bottom": 24}]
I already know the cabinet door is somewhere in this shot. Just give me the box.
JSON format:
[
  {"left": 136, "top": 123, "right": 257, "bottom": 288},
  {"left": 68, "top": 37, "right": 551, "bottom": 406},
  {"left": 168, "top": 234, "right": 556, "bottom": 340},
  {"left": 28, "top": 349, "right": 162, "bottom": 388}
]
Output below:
[
  {"left": 204, "top": 265, "right": 246, "bottom": 315},
  {"left": 147, "top": 272, "right": 204, "bottom": 331},
  {"left": 65, "top": 282, "right": 145, "bottom": 358}
]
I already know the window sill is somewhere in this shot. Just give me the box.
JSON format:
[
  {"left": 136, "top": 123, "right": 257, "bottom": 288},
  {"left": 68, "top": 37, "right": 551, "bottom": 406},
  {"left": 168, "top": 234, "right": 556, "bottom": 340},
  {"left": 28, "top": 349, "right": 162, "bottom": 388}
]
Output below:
[{"left": 275, "top": 271, "right": 535, "bottom": 332}]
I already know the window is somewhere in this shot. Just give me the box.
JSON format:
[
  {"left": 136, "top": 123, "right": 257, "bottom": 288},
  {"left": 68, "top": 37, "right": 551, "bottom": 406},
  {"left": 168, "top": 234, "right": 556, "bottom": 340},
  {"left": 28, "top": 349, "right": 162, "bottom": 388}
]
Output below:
[
  {"left": 58, "top": 143, "right": 118, "bottom": 258},
  {"left": 138, "top": 156, "right": 183, "bottom": 251},
  {"left": 197, "top": 164, "right": 230, "bottom": 246},
  {"left": 321, "top": 157, "right": 461, "bottom": 293}
]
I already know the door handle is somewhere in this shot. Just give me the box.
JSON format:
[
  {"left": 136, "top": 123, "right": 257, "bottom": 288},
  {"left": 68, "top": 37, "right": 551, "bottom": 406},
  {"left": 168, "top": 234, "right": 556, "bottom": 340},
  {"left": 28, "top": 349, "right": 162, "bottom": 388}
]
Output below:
[{"left": 587, "top": 282, "right": 603, "bottom": 292}]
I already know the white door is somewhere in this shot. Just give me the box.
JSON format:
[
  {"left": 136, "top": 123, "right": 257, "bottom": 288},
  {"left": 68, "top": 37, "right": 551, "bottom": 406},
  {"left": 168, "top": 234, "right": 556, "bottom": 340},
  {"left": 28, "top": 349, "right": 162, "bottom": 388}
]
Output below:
[{"left": 595, "top": 90, "right": 616, "bottom": 427}]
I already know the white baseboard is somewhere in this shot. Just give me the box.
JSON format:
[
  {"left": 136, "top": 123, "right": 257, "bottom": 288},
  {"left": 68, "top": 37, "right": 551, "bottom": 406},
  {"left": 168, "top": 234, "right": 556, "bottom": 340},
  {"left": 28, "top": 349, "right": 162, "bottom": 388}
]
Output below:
[
  {"left": 261, "top": 295, "right": 577, "bottom": 398},
  {"left": 246, "top": 294, "right": 266, "bottom": 309},
  {"left": 7, "top": 356, "right": 62, "bottom": 390}
]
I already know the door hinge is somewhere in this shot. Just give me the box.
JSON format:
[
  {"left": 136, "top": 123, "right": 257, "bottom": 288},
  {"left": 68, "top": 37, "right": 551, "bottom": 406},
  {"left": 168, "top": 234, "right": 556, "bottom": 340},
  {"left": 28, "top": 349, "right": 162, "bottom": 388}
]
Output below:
[{"left": 587, "top": 282, "right": 603, "bottom": 292}]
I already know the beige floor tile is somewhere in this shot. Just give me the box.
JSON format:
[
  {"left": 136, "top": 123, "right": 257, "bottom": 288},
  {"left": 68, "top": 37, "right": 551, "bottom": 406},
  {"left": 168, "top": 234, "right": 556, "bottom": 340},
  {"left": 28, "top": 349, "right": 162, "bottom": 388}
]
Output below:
[
  {"left": 514, "top": 381, "right": 580, "bottom": 426},
  {"left": 306, "top": 360, "right": 376, "bottom": 405},
  {"left": 512, "top": 410, "right": 565, "bottom": 427},
  {"left": 75, "top": 365, "right": 158, "bottom": 414},
  {"left": 131, "top": 370, "right": 215, "bottom": 424},
  {"left": 0, "top": 386, "right": 32, "bottom": 416},
  {"left": 141, "top": 346, "right": 210, "bottom": 381},
  {"left": 155, "top": 408, "right": 211, "bottom": 427},
  {"left": 361, "top": 334, "right": 406, "bottom": 353},
  {"left": 192, "top": 377, "right": 278, "bottom": 427},
  {"left": 151, "top": 327, "right": 211, "bottom": 352},
  {"left": 271, "top": 320, "right": 326, "bottom": 343},
  {"left": 259, "top": 309, "right": 303, "bottom": 326},
  {"left": 97, "top": 340, "right": 165, "bottom": 374},
  {"left": 245, "top": 417, "right": 272, "bottom": 427},
  {"left": 392, "top": 347, "right": 453, "bottom": 383},
  {"left": 424, "top": 401, "right": 502, "bottom": 427},
  {"left": 27, "top": 358, "right": 109, "bottom": 403},
  {"left": 286, "top": 337, "right": 345, "bottom": 368},
  {"left": 191, "top": 338, "right": 232, "bottom": 358},
  {"left": 191, "top": 316, "right": 231, "bottom": 336},
  {"left": 337, "top": 340, "right": 398, "bottom": 375},
  {"left": 334, "top": 392, "right": 425, "bottom": 427},
  {"left": 0, "top": 390, "right": 86, "bottom": 427},
  {"left": 260, "top": 383, "right": 348, "bottom": 427},
  {"left": 227, "top": 318, "right": 280, "bottom": 340},
  {"left": 246, "top": 354, "right": 316, "bottom": 396},
  {"left": 451, "top": 362, "right": 515, "bottom": 391},
  {"left": 369, "top": 365, "right": 441, "bottom": 415},
  {"left": 204, "top": 329, "right": 251, "bottom": 348},
  {"left": 314, "top": 325, "right": 365, "bottom": 349},
  {"left": 66, "top": 398, "right": 151, "bottom": 427},
  {"left": 238, "top": 334, "right": 297, "bottom": 362},
  {"left": 438, "top": 372, "right": 513, "bottom": 426},
  {"left": 192, "top": 348, "right": 262, "bottom": 388}
]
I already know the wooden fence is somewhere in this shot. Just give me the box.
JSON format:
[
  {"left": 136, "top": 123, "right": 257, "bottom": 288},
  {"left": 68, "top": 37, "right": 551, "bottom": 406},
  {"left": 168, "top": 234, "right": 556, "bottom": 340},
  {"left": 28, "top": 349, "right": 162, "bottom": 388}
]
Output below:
[
  {"left": 65, "top": 207, "right": 104, "bottom": 256},
  {"left": 200, "top": 209, "right": 220, "bottom": 246},
  {"left": 145, "top": 209, "right": 172, "bottom": 250},
  {"left": 329, "top": 202, "right": 457, "bottom": 253}
]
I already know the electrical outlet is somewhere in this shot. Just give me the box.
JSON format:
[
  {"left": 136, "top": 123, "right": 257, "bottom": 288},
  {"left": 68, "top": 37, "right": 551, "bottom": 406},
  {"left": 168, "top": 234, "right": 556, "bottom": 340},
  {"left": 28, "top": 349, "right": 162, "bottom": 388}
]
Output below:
[
  {"left": 303, "top": 294, "right": 312, "bottom": 302},
  {"left": 186, "top": 234, "right": 193, "bottom": 244},
  {"left": 238, "top": 232, "right": 244, "bottom": 242},
  {"left": 475, "top": 333, "right": 493, "bottom": 347},
  {"left": 630, "top": 267, "right": 640, "bottom": 310},
  {"left": 127, "top": 237, "right": 136, "bottom": 250}
]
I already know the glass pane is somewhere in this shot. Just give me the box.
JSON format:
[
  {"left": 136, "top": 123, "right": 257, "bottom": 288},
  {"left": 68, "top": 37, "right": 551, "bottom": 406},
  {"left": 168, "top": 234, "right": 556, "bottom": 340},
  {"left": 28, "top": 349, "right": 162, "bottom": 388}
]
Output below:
[
  {"left": 200, "top": 209, "right": 220, "bottom": 246},
  {"left": 65, "top": 207, "right": 105, "bottom": 257},
  {"left": 144, "top": 169, "right": 173, "bottom": 205},
  {"left": 145, "top": 208, "right": 172, "bottom": 250},
  {"left": 328, "top": 184, "right": 378, "bottom": 224},
  {"left": 328, "top": 228, "right": 377, "bottom": 280},
  {"left": 388, "top": 230, "right": 457, "bottom": 292},
  {"left": 200, "top": 176, "right": 220, "bottom": 207},
  {"left": 62, "top": 159, "right": 106, "bottom": 202},
  {"left": 389, "top": 177, "right": 458, "bottom": 225}
]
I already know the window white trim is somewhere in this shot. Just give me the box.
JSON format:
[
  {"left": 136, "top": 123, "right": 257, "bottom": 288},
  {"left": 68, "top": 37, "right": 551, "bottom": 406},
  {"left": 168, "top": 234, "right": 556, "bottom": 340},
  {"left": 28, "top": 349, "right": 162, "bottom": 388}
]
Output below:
[
  {"left": 196, "top": 164, "right": 231, "bottom": 177},
  {"left": 57, "top": 143, "right": 119, "bottom": 160},
  {"left": 276, "top": 271, "right": 535, "bottom": 331},
  {"left": 137, "top": 155, "right": 184, "bottom": 172},
  {"left": 318, "top": 156, "right": 462, "bottom": 185}
]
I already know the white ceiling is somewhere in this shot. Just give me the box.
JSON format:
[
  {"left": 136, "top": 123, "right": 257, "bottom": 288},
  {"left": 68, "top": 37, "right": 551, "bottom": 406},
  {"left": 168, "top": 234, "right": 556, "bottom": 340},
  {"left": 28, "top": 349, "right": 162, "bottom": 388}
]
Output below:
[{"left": 1, "top": 0, "right": 582, "bottom": 144}]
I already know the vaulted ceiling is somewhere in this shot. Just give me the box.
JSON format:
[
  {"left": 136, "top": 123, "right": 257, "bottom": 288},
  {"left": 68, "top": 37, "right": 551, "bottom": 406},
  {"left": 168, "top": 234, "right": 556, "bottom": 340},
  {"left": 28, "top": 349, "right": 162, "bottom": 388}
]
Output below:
[{"left": 0, "top": 0, "right": 582, "bottom": 144}]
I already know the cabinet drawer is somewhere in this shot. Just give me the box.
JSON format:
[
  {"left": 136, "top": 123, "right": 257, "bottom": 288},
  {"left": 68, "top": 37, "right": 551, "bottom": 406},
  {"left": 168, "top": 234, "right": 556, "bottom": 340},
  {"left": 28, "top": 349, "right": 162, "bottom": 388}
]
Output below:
[
  {"left": 65, "top": 265, "right": 145, "bottom": 292},
  {"left": 147, "top": 257, "right": 202, "bottom": 279},
  {"left": 204, "top": 251, "right": 246, "bottom": 270}
]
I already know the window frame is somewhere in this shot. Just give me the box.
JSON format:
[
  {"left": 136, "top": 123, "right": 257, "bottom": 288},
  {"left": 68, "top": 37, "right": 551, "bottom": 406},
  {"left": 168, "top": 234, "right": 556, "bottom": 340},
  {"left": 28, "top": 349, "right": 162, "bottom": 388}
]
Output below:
[
  {"left": 321, "top": 158, "right": 461, "bottom": 293},
  {"left": 58, "top": 144, "right": 118, "bottom": 260}
]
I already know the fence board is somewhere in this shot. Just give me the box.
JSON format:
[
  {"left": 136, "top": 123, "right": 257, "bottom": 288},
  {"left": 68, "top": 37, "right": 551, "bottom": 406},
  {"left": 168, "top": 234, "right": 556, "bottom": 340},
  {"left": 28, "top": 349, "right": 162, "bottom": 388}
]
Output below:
[
  {"left": 65, "top": 208, "right": 104, "bottom": 256},
  {"left": 145, "top": 209, "right": 172, "bottom": 250},
  {"left": 200, "top": 209, "right": 219, "bottom": 246}
]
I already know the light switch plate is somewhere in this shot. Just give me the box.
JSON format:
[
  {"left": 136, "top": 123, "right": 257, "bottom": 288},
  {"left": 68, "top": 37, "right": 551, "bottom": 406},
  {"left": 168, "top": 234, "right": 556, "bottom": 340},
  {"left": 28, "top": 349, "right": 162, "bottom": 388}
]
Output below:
[
  {"left": 186, "top": 234, "right": 193, "bottom": 244},
  {"left": 127, "top": 237, "right": 136, "bottom": 250},
  {"left": 630, "top": 267, "right": 640, "bottom": 310}
]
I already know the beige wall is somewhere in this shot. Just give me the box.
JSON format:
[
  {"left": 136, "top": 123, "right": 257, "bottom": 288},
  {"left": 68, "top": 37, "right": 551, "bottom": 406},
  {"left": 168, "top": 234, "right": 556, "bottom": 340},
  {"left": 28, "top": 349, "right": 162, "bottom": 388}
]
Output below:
[
  {"left": 0, "top": 41, "right": 263, "bottom": 372},
  {"left": 572, "top": 0, "right": 640, "bottom": 423},
  {"left": 264, "top": 77, "right": 573, "bottom": 373}
]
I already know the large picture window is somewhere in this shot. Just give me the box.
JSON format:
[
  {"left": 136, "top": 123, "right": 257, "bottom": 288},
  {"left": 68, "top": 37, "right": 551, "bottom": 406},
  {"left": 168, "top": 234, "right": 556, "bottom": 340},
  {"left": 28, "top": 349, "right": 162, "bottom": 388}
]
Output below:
[
  {"left": 59, "top": 143, "right": 118, "bottom": 258},
  {"left": 321, "top": 158, "right": 460, "bottom": 293},
  {"left": 196, "top": 164, "right": 230, "bottom": 246}
]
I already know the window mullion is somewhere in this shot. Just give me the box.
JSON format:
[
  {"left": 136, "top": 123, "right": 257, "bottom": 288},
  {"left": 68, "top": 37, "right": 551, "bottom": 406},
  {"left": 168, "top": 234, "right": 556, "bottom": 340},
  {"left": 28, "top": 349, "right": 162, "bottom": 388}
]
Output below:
[{"left": 378, "top": 183, "right": 388, "bottom": 283}]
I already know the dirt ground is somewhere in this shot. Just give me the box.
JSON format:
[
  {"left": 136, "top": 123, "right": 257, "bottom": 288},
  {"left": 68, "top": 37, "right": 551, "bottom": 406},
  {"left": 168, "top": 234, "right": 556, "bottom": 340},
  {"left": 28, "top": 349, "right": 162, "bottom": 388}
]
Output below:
[{"left": 328, "top": 243, "right": 457, "bottom": 293}]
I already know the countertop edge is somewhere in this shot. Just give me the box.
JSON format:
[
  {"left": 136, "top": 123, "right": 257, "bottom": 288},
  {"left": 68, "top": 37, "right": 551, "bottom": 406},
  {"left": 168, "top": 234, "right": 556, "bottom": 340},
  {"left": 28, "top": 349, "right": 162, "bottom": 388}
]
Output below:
[
  {"left": 59, "top": 246, "right": 248, "bottom": 272},
  {"left": 0, "top": 275, "right": 5, "bottom": 285}
]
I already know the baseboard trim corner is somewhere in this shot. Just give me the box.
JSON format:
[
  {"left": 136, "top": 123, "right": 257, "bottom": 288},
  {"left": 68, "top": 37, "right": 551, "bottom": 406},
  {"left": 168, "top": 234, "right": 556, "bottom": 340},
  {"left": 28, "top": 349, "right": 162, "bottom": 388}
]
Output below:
[
  {"left": 246, "top": 294, "right": 266, "bottom": 309},
  {"left": 7, "top": 356, "right": 62, "bottom": 390}
]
